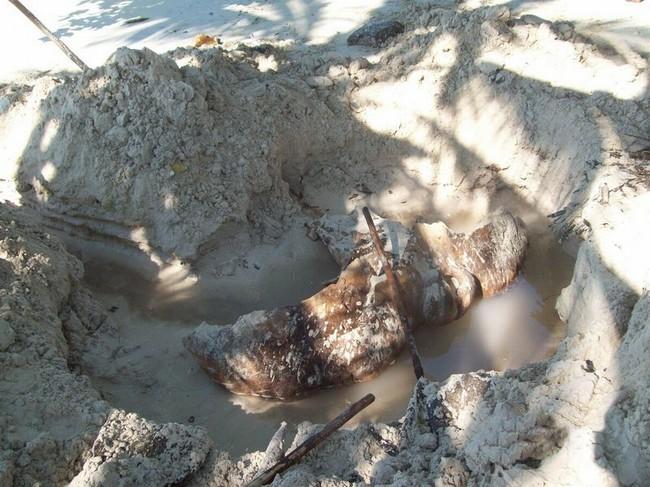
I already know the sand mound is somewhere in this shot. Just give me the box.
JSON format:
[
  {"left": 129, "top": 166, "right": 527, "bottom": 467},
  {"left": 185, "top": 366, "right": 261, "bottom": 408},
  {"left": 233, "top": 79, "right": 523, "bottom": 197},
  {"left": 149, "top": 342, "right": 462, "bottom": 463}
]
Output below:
[
  {"left": 3, "top": 46, "right": 349, "bottom": 260},
  {"left": 2, "top": 2, "right": 647, "bottom": 263}
]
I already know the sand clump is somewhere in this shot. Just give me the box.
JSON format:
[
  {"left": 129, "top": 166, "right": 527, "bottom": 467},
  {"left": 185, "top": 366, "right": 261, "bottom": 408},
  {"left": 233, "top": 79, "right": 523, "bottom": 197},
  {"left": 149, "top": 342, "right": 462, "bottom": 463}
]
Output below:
[
  {"left": 0, "top": 0, "right": 648, "bottom": 485},
  {"left": 0, "top": 204, "right": 108, "bottom": 485},
  {"left": 69, "top": 410, "right": 211, "bottom": 486},
  {"left": 0, "top": 205, "right": 211, "bottom": 485}
]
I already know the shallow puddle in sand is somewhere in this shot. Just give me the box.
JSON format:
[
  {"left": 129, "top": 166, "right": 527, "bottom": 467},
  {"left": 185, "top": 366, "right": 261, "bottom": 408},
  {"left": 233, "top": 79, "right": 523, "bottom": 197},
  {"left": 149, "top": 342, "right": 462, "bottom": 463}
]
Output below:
[{"left": 80, "top": 210, "right": 574, "bottom": 456}]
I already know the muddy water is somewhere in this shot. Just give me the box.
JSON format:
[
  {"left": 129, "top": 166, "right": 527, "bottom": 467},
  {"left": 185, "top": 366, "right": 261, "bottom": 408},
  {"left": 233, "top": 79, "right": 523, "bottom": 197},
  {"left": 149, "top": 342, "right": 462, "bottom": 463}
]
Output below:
[{"left": 81, "top": 213, "right": 574, "bottom": 457}]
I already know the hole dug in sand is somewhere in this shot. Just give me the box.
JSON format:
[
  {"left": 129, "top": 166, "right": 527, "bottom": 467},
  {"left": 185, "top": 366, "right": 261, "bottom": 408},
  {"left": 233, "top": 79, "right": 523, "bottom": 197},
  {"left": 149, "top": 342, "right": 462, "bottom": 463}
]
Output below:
[{"left": 79, "top": 199, "right": 573, "bottom": 456}]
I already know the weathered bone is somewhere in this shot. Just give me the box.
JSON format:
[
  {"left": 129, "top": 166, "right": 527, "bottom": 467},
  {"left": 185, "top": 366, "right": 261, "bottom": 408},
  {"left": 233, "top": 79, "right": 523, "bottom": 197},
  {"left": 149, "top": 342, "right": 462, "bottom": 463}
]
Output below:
[{"left": 184, "top": 210, "right": 527, "bottom": 399}]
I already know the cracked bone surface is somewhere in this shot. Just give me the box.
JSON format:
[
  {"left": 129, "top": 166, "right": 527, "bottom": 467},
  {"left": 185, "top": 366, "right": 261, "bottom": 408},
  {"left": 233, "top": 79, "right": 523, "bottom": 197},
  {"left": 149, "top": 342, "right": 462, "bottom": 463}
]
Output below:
[{"left": 184, "top": 210, "right": 527, "bottom": 399}]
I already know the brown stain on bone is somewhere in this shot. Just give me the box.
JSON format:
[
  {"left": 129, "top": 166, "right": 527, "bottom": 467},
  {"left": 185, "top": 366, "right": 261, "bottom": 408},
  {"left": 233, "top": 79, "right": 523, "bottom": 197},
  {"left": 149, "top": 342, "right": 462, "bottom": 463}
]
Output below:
[{"left": 184, "top": 211, "right": 527, "bottom": 399}]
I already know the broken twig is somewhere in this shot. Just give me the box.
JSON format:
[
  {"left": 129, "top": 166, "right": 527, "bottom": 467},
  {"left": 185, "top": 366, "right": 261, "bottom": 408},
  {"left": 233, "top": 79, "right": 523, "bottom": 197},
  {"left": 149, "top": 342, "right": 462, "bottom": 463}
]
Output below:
[
  {"left": 8, "top": 0, "right": 89, "bottom": 71},
  {"left": 362, "top": 207, "right": 424, "bottom": 379},
  {"left": 247, "top": 393, "right": 375, "bottom": 486}
]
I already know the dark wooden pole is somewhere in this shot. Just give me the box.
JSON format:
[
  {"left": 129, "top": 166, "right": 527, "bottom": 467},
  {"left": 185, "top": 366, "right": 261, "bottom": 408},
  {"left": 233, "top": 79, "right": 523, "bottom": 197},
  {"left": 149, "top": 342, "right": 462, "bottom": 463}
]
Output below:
[
  {"left": 8, "top": 0, "right": 89, "bottom": 71},
  {"left": 362, "top": 207, "right": 424, "bottom": 379},
  {"left": 247, "top": 393, "right": 375, "bottom": 486}
]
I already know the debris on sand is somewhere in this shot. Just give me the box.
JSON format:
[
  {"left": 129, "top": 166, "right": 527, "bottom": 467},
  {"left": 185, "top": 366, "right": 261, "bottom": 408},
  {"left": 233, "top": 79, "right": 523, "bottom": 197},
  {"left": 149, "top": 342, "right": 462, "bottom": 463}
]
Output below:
[
  {"left": 347, "top": 20, "right": 405, "bottom": 47},
  {"left": 194, "top": 34, "right": 220, "bottom": 48}
]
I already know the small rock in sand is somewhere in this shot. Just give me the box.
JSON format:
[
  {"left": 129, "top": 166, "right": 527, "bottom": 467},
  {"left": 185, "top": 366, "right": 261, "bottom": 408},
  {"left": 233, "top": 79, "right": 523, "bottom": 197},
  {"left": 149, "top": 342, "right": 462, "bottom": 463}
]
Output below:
[
  {"left": 305, "top": 76, "right": 334, "bottom": 88},
  {"left": 414, "top": 432, "right": 438, "bottom": 451},
  {"left": 347, "top": 20, "right": 405, "bottom": 47},
  {"left": 0, "top": 319, "right": 15, "bottom": 351},
  {"left": 349, "top": 58, "right": 370, "bottom": 74}
]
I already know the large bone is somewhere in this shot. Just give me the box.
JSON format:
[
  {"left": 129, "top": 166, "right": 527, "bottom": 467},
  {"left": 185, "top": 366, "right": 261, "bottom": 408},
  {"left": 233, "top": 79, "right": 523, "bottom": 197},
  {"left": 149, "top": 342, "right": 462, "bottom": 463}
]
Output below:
[{"left": 184, "top": 210, "right": 527, "bottom": 399}]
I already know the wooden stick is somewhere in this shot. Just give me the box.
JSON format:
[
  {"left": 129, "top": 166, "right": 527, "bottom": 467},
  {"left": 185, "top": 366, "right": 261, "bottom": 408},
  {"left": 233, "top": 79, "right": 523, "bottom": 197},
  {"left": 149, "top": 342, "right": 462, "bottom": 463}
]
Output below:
[
  {"left": 247, "top": 393, "right": 375, "bottom": 486},
  {"left": 362, "top": 207, "right": 424, "bottom": 379},
  {"left": 8, "top": 0, "right": 89, "bottom": 71}
]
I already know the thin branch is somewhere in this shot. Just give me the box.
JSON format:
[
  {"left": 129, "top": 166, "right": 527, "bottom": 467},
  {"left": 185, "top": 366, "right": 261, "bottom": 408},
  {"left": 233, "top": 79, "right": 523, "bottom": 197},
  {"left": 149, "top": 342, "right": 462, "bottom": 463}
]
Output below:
[
  {"left": 247, "top": 393, "right": 375, "bottom": 486},
  {"left": 8, "top": 0, "right": 89, "bottom": 72},
  {"left": 362, "top": 207, "right": 424, "bottom": 379}
]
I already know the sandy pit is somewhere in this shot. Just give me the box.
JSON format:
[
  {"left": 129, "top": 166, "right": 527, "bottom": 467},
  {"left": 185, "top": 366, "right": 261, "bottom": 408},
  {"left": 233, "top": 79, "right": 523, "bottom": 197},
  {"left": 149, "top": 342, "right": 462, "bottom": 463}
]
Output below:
[
  {"left": 0, "top": 0, "right": 648, "bottom": 485},
  {"left": 72, "top": 197, "right": 573, "bottom": 457}
]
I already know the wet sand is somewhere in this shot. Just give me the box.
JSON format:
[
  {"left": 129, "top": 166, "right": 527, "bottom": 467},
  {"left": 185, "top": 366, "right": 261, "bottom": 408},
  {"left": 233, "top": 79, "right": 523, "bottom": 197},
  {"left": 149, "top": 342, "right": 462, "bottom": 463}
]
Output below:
[{"left": 80, "top": 206, "right": 574, "bottom": 456}]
